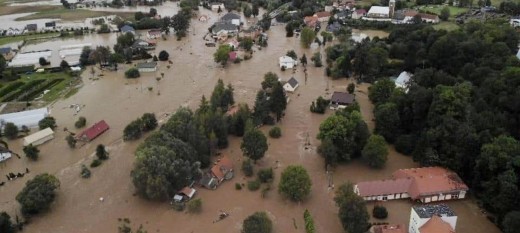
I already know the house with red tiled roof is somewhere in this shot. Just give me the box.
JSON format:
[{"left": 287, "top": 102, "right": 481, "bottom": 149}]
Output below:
[
  {"left": 304, "top": 16, "right": 319, "bottom": 28},
  {"left": 314, "top": 11, "right": 332, "bottom": 22},
  {"left": 210, "top": 156, "right": 234, "bottom": 183},
  {"left": 354, "top": 167, "right": 468, "bottom": 203},
  {"left": 409, "top": 204, "right": 457, "bottom": 233}
]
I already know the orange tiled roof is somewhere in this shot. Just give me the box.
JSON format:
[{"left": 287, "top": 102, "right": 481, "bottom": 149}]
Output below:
[
  {"left": 419, "top": 215, "right": 455, "bottom": 233},
  {"left": 393, "top": 167, "right": 468, "bottom": 200}
]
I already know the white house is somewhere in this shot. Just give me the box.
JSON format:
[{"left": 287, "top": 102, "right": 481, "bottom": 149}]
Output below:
[
  {"left": 409, "top": 204, "right": 457, "bottom": 233},
  {"left": 367, "top": 6, "right": 390, "bottom": 18},
  {"left": 0, "top": 146, "right": 12, "bottom": 163},
  {"left": 23, "top": 127, "right": 54, "bottom": 146},
  {"left": 283, "top": 77, "right": 299, "bottom": 93},
  {"left": 279, "top": 56, "right": 298, "bottom": 69},
  {"left": 394, "top": 71, "right": 412, "bottom": 91},
  {"left": 6, "top": 28, "right": 22, "bottom": 36},
  {"left": 0, "top": 107, "right": 50, "bottom": 129},
  {"left": 210, "top": 2, "right": 225, "bottom": 11},
  {"left": 137, "top": 62, "right": 157, "bottom": 72}
]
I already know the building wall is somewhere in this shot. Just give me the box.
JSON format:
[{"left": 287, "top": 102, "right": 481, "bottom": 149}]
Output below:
[
  {"left": 25, "top": 134, "right": 54, "bottom": 146},
  {"left": 420, "top": 190, "right": 466, "bottom": 203},
  {"left": 138, "top": 67, "right": 156, "bottom": 72}
]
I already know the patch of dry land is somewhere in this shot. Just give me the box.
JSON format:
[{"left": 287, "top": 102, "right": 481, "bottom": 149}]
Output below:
[{"left": 0, "top": 9, "right": 501, "bottom": 233}]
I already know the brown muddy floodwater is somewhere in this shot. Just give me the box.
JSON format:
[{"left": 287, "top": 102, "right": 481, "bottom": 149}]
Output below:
[{"left": 0, "top": 8, "right": 500, "bottom": 233}]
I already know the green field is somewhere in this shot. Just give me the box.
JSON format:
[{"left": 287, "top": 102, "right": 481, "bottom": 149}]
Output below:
[
  {"left": 417, "top": 5, "right": 469, "bottom": 18},
  {"left": 0, "top": 71, "right": 78, "bottom": 103},
  {"left": 15, "top": 9, "right": 134, "bottom": 21},
  {"left": 433, "top": 21, "right": 461, "bottom": 31},
  {"left": 0, "top": 32, "right": 60, "bottom": 46}
]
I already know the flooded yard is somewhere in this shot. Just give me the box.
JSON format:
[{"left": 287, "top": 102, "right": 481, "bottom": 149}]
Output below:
[{"left": 0, "top": 8, "right": 500, "bottom": 233}]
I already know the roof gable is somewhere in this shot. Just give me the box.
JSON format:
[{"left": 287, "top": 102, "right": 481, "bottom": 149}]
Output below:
[{"left": 419, "top": 215, "right": 456, "bottom": 233}]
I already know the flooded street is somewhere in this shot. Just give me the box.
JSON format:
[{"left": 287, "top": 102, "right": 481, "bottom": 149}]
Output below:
[{"left": 0, "top": 8, "right": 500, "bottom": 233}]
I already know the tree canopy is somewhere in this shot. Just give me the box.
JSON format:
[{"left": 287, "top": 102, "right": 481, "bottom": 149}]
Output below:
[
  {"left": 16, "top": 173, "right": 60, "bottom": 216},
  {"left": 243, "top": 212, "right": 272, "bottom": 233},
  {"left": 362, "top": 134, "right": 388, "bottom": 169},
  {"left": 241, "top": 128, "right": 268, "bottom": 162},
  {"left": 278, "top": 165, "right": 312, "bottom": 202},
  {"left": 335, "top": 183, "right": 370, "bottom": 233}
]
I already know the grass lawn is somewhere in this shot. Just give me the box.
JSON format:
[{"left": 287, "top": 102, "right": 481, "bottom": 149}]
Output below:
[
  {"left": 433, "top": 21, "right": 461, "bottom": 31},
  {"left": 0, "top": 5, "right": 61, "bottom": 16},
  {"left": 417, "top": 5, "right": 469, "bottom": 17},
  {"left": 15, "top": 8, "right": 134, "bottom": 21},
  {"left": 0, "top": 32, "right": 60, "bottom": 46}
]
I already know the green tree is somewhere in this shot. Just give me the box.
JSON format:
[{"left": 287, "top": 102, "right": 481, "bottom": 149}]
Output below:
[
  {"left": 278, "top": 165, "right": 312, "bottom": 202},
  {"left": 252, "top": 4, "right": 259, "bottom": 17},
  {"left": 261, "top": 72, "right": 279, "bottom": 90},
  {"left": 304, "top": 209, "right": 315, "bottom": 233},
  {"left": 242, "top": 158, "right": 254, "bottom": 176},
  {"left": 252, "top": 90, "right": 271, "bottom": 125},
  {"left": 16, "top": 173, "right": 60, "bottom": 216},
  {"left": 300, "top": 27, "right": 316, "bottom": 48},
  {"left": 0, "top": 212, "right": 15, "bottom": 233},
  {"left": 243, "top": 4, "right": 252, "bottom": 18},
  {"left": 368, "top": 79, "right": 396, "bottom": 105},
  {"left": 285, "top": 23, "right": 294, "bottom": 37},
  {"left": 96, "top": 144, "right": 108, "bottom": 160},
  {"left": 311, "top": 52, "right": 322, "bottom": 67},
  {"left": 362, "top": 135, "right": 388, "bottom": 168},
  {"left": 23, "top": 144, "right": 40, "bottom": 161},
  {"left": 60, "top": 60, "right": 70, "bottom": 70},
  {"left": 243, "top": 212, "right": 273, "bottom": 233},
  {"left": 269, "top": 126, "right": 281, "bottom": 138},
  {"left": 210, "top": 79, "right": 234, "bottom": 110},
  {"left": 286, "top": 50, "right": 297, "bottom": 60},
  {"left": 39, "top": 57, "right": 49, "bottom": 66},
  {"left": 123, "top": 119, "right": 143, "bottom": 141},
  {"left": 240, "top": 38, "right": 254, "bottom": 51},
  {"left": 3, "top": 122, "right": 18, "bottom": 140},
  {"left": 440, "top": 6, "right": 450, "bottom": 21},
  {"left": 158, "top": 50, "right": 169, "bottom": 61},
  {"left": 39, "top": 117, "right": 57, "bottom": 130},
  {"left": 347, "top": 83, "right": 355, "bottom": 94},
  {"left": 503, "top": 211, "right": 520, "bottom": 233},
  {"left": 335, "top": 183, "right": 370, "bottom": 233},
  {"left": 66, "top": 134, "right": 76, "bottom": 148},
  {"left": 187, "top": 198, "right": 202, "bottom": 213},
  {"left": 318, "top": 138, "right": 338, "bottom": 168},
  {"left": 300, "top": 54, "right": 308, "bottom": 67},
  {"left": 75, "top": 116, "right": 87, "bottom": 128},
  {"left": 241, "top": 128, "right": 268, "bottom": 162},
  {"left": 125, "top": 68, "right": 140, "bottom": 78},
  {"left": 214, "top": 45, "right": 232, "bottom": 66},
  {"left": 270, "top": 82, "right": 287, "bottom": 120},
  {"left": 374, "top": 103, "right": 400, "bottom": 142},
  {"left": 373, "top": 205, "right": 388, "bottom": 219},
  {"left": 171, "top": 12, "right": 190, "bottom": 39},
  {"left": 141, "top": 113, "right": 158, "bottom": 132},
  {"left": 257, "top": 168, "right": 274, "bottom": 183}
]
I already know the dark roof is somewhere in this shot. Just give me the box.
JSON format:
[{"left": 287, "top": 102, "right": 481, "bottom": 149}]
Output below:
[
  {"left": 327, "top": 21, "right": 342, "bottom": 32},
  {"left": 137, "top": 62, "right": 157, "bottom": 69},
  {"left": 0, "top": 47, "right": 12, "bottom": 54},
  {"left": 121, "top": 25, "right": 135, "bottom": 33},
  {"left": 335, "top": 11, "right": 349, "bottom": 18},
  {"left": 26, "top": 24, "right": 37, "bottom": 30},
  {"left": 287, "top": 77, "right": 298, "bottom": 88},
  {"left": 221, "top": 12, "right": 241, "bottom": 21},
  {"left": 212, "top": 22, "right": 238, "bottom": 33},
  {"left": 413, "top": 204, "right": 456, "bottom": 218},
  {"left": 0, "top": 146, "right": 9, "bottom": 153},
  {"left": 45, "top": 22, "right": 56, "bottom": 27},
  {"left": 78, "top": 120, "right": 109, "bottom": 141},
  {"left": 331, "top": 91, "right": 354, "bottom": 105}
]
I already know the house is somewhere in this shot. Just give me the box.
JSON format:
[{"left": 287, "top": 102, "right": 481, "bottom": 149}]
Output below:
[
  {"left": 279, "top": 56, "right": 298, "bottom": 69},
  {"left": 283, "top": 77, "right": 299, "bottom": 93},
  {"left": 0, "top": 107, "right": 49, "bottom": 129},
  {"left": 404, "top": 11, "right": 439, "bottom": 24},
  {"left": 147, "top": 29, "right": 162, "bottom": 39},
  {"left": 120, "top": 25, "right": 135, "bottom": 34},
  {"left": 173, "top": 186, "right": 197, "bottom": 202},
  {"left": 314, "top": 11, "right": 332, "bottom": 22},
  {"left": 354, "top": 167, "right": 468, "bottom": 203},
  {"left": 210, "top": 156, "right": 234, "bottom": 183},
  {"left": 211, "top": 22, "right": 238, "bottom": 36},
  {"left": 352, "top": 9, "right": 367, "bottom": 19},
  {"left": 23, "top": 127, "right": 54, "bottom": 146},
  {"left": 210, "top": 2, "right": 225, "bottom": 11},
  {"left": 26, "top": 24, "right": 37, "bottom": 32},
  {"left": 394, "top": 71, "right": 412, "bottom": 91},
  {"left": 45, "top": 21, "right": 56, "bottom": 28},
  {"left": 76, "top": 120, "right": 109, "bottom": 142},
  {"left": 221, "top": 12, "right": 241, "bottom": 26},
  {"left": 6, "top": 28, "right": 22, "bottom": 36},
  {"left": 137, "top": 62, "right": 157, "bottom": 72},
  {"left": 199, "top": 173, "right": 218, "bottom": 189},
  {"left": 409, "top": 204, "right": 457, "bottom": 233},
  {"left": 372, "top": 224, "right": 407, "bottom": 233},
  {"left": 330, "top": 91, "right": 355, "bottom": 110},
  {"left": 132, "top": 39, "right": 155, "bottom": 50},
  {"left": 0, "top": 146, "right": 12, "bottom": 163},
  {"left": 367, "top": 6, "right": 390, "bottom": 18},
  {"left": 327, "top": 21, "right": 342, "bottom": 33},
  {"left": 304, "top": 16, "right": 319, "bottom": 28}
]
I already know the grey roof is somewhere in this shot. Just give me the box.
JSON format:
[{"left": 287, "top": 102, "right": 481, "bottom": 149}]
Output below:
[
  {"left": 327, "top": 22, "right": 342, "bottom": 32},
  {"left": 121, "top": 25, "right": 135, "bottom": 33},
  {"left": 212, "top": 22, "right": 238, "bottom": 33},
  {"left": 335, "top": 11, "right": 349, "bottom": 18},
  {"left": 221, "top": 12, "right": 241, "bottom": 21},
  {"left": 137, "top": 62, "right": 157, "bottom": 69},
  {"left": 331, "top": 91, "right": 354, "bottom": 105},
  {"left": 287, "top": 77, "right": 298, "bottom": 88},
  {"left": 0, "top": 47, "right": 11, "bottom": 54},
  {"left": 413, "top": 204, "right": 456, "bottom": 219},
  {"left": 0, "top": 146, "right": 9, "bottom": 153},
  {"left": 26, "top": 24, "right": 37, "bottom": 30}
]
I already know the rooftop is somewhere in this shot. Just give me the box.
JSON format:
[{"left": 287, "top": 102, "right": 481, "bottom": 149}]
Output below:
[
  {"left": 331, "top": 91, "right": 355, "bottom": 105},
  {"left": 368, "top": 6, "right": 390, "bottom": 15},
  {"left": 137, "top": 62, "right": 157, "bottom": 69},
  {"left": 393, "top": 167, "right": 468, "bottom": 199},
  {"left": 413, "top": 204, "right": 456, "bottom": 219},
  {"left": 0, "top": 47, "right": 12, "bottom": 54},
  {"left": 221, "top": 12, "right": 241, "bottom": 21},
  {"left": 419, "top": 215, "right": 456, "bottom": 233},
  {"left": 212, "top": 22, "right": 238, "bottom": 33},
  {"left": 287, "top": 77, "right": 299, "bottom": 88},
  {"left": 315, "top": 11, "right": 331, "bottom": 18},
  {"left": 121, "top": 25, "right": 135, "bottom": 32},
  {"left": 356, "top": 178, "right": 412, "bottom": 197}
]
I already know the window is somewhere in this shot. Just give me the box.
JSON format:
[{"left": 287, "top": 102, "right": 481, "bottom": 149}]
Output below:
[
  {"left": 382, "top": 196, "right": 387, "bottom": 201},
  {"left": 452, "top": 193, "right": 459, "bottom": 199}
]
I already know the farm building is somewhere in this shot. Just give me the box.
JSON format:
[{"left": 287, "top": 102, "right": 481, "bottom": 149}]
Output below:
[
  {"left": 0, "top": 146, "right": 12, "bottom": 163},
  {"left": 354, "top": 167, "right": 468, "bottom": 203},
  {"left": 279, "top": 56, "right": 298, "bottom": 69},
  {"left": 137, "top": 62, "right": 157, "bottom": 72},
  {"left": 330, "top": 91, "right": 355, "bottom": 110},
  {"left": 76, "top": 120, "right": 109, "bottom": 142},
  {"left": 409, "top": 204, "right": 457, "bottom": 233},
  {"left": 23, "top": 127, "right": 54, "bottom": 146},
  {"left": 283, "top": 77, "right": 299, "bottom": 93},
  {"left": 9, "top": 50, "right": 52, "bottom": 67},
  {"left": 0, "top": 107, "right": 50, "bottom": 129}
]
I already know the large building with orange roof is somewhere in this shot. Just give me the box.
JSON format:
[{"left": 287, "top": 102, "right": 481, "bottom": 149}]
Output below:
[
  {"left": 409, "top": 204, "right": 457, "bottom": 233},
  {"left": 354, "top": 167, "right": 468, "bottom": 203}
]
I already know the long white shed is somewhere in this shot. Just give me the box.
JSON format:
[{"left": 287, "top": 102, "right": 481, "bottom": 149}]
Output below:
[
  {"left": 23, "top": 127, "right": 54, "bottom": 146},
  {"left": 0, "top": 107, "right": 50, "bottom": 129}
]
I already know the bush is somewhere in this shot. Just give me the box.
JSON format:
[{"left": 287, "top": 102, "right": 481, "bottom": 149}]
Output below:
[
  {"left": 23, "top": 144, "right": 40, "bottom": 161},
  {"left": 247, "top": 179, "right": 261, "bottom": 191},
  {"left": 235, "top": 183, "right": 242, "bottom": 190},
  {"left": 125, "top": 67, "right": 140, "bottom": 78},
  {"left": 373, "top": 205, "right": 388, "bottom": 219},
  {"left": 242, "top": 159, "right": 254, "bottom": 177},
  {"left": 96, "top": 144, "right": 109, "bottom": 160},
  {"left": 39, "top": 117, "right": 57, "bottom": 130},
  {"left": 90, "top": 159, "right": 102, "bottom": 168},
  {"left": 243, "top": 212, "right": 272, "bottom": 233},
  {"left": 158, "top": 50, "right": 169, "bottom": 61},
  {"left": 66, "top": 134, "right": 77, "bottom": 148},
  {"left": 75, "top": 116, "right": 87, "bottom": 128},
  {"left": 304, "top": 209, "right": 315, "bottom": 233},
  {"left": 81, "top": 164, "right": 91, "bottom": 178},
  {"left": 140, "top": 113, "right": 158, "bottom": 132},
  {"left": 16, "top": 173, "right": 60, "bottom": 216},
  {"left": 268, "top": 126, "right": 281, "bottom": 138},
  {"left": 310, "top": 96, "right": 330, "bottom": 114},
  {"left": 261, "top": 183, "right": 271, "bottom": 198},
  {"left": 187, "top": 198, "right": 202, "bottom": 213},
  {"left": 3, "top": 122, "right": 18, "bottom": 139},
  {"left": 123, "top": 119, "right": 142, "bottom": 141},
  {"left": 257, "top": 168, "right": 274, "bottom": 183}
]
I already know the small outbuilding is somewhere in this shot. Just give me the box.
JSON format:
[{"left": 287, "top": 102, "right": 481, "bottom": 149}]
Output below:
[
  {"left": 0, "top": 146, "right": 12, "bottom": 163},
  {"left": 279, "top": 56, "right": 298, "bottom": 69},
  {"left": 120, "top": 25, "right": 135, "bottom": 34},
  {"left": 394, "top": 71, "right": 412, "bottom": 91},
  {"left": 330, "top": 91, "right": 355, "bottom": 110},
  {"left": 23, "top": 127, "right": 54, "bottom": 146},
  {"left": 283, "top": 77, "right": 299, "bottom": 93},
  {"left": 137, "top": 62, "right": 157, "bottom": 72},
  {"left": 76, "top": 120, "right": 109, "bottom": 142}
]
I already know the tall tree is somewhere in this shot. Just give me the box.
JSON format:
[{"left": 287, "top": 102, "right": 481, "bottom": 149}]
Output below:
[
  {"left": 362, "top": 134, "right": 388, "bottom": 169},
  {"left": 16, "top": 173, "right": 60, "bottom": 216},
  {"left": 270, "top": 82, "right": 287, "bottom": 121},
  {"left": 335, "top": 183, "right": 370, "bottom": 233},
  {"left": 300, "top": 27, "right": 316, "bottom": 48},
  {"left": 243, "top": 212, "right": 272, "bottom": 233},
  {"left": 241, "top": 128, "right": 268, "bottom": 162},
  {"left": 278, "top": 165, "right": 312, "bottom": 202}
]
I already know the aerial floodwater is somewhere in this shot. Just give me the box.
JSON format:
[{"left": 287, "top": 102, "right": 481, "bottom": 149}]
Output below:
[{"left": 0, "top": 1, "right": 506, "bottom": 233}]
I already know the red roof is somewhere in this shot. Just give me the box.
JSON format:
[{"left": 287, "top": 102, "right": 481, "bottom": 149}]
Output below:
[
  {"left": 228, "top": 51, "right": 237, "bottom": 61},
  {"left": 393, "top": 167, "right": 468, "bottom": 200},
  {"left": 78, "top": 120, "right": 109, "bottom": 141},
  {"left": 355, "top": 9, "right": 367, "bottom": 14},
  {"left": 211, "top": 156, "right": 233, "bottom": 181},
  {"left": 315, "top": 11, "right": 331, "bottom": 18},
  {"left": 419, "top": 215, "right": 455, "bottom": 233},
  {"left": 356, "top": 178, "right": 412, "bottom": 197}
]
